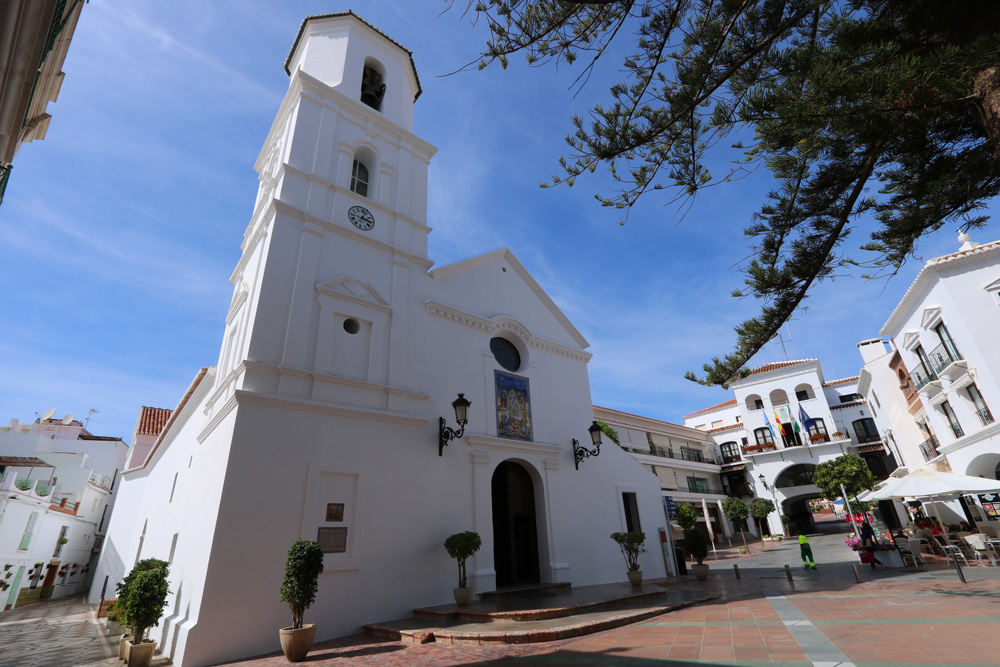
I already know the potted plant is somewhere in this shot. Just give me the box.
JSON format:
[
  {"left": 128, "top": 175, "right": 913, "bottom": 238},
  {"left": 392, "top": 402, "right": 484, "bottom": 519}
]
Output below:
[
  {"left": 684, "top": 527, "right": 710, "bottom": 580},
  {"left": 610, "top": 531, "right": 646, "bottom": 585},
  {"left": 444, "top": 531, "right": 482, "bottom": 606},
  {"left": 105, "top": 600, "right": 123, "bottom": 635},
  {"left": 116, "top": 558, "right": 170, "bottom": 667},
  {"left": 279, "top": 539, "right": 324, "bottom": 662}
]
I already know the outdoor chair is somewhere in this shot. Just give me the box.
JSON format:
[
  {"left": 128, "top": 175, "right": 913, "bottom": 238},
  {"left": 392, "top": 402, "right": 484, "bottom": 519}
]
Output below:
[
  {"left": 962, "top": 535, "right": 995, "bottom": 566},
  {"left": 906, "top": 539, "right": 928, "bottom": 566},
  {"left": 898, "top": 542, "right": 920, "bottom": 567},
  {"left": 934, "top": 536, "right": 970, "bottom": 567}
]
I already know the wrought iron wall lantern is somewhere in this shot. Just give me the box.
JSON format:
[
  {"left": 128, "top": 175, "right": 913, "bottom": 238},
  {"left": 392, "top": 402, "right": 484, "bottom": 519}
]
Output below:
[
  {"left": 758, "top": 473, "right": 768, "bottom": 490},
  {"left": 439, "top": 393, "right": 471, "bottom": 456},
  {"left": 573, "top": 421, "right": 604, "bottom": 470}
]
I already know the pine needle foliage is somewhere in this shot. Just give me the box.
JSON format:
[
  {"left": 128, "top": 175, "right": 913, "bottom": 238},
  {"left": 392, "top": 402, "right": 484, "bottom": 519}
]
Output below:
[{"left": 464, "top": 0, "right": 1000, "bottom": 384}]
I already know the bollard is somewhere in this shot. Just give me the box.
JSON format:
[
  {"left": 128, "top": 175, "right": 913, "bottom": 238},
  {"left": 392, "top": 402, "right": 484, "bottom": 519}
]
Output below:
[
  {"left": 852, "top": 564, "right": 863, "bottom": 583},
  {"left": 784, "top": 564, "right": 793, "bottom": 582},
  {"left": 734, "top": 564, "right": 741, "bottom": 579},
  {"left": 953, "top": 556, "right": 967, "bottom": 584}
]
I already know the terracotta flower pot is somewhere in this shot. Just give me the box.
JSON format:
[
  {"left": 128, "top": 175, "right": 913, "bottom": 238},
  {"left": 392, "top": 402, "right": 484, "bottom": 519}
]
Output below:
[
  {"left": 127, "top": 639, "right": 157, "bottom": 667},
  {"left": 453, "top": 587, "right": 474, "bottom": 607},
  {"left": 279, "top": 624, "right": 316, "bottom": 663},
  {"left": 627, "top": 570, "right": 643, "bottom": 586}
]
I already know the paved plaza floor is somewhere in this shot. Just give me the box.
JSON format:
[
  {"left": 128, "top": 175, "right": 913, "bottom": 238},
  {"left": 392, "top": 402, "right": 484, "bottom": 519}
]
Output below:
[{"left": 3, "top": 517, "right": 999, "bottom": 667}]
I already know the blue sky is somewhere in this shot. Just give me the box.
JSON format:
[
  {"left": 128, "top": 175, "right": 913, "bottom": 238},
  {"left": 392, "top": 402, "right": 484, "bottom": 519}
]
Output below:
[{"left": 0, "top": 1, "right": 992, "bottom": 441}]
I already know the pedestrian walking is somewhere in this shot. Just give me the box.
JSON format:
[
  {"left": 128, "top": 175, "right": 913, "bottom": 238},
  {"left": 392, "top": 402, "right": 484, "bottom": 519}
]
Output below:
[
  {"left": 799, "top": 534, "right": 817, "bottom": 569},
  {"left": 859, "top": 522, "right": 884, "bottom": 570}
]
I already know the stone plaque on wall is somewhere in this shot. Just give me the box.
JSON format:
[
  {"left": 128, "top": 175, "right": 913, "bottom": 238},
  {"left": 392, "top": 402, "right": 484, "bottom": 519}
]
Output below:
[
  {"left": 326, "top": 503, "right": 344, "bottom": 522},
  {"left": 317, "top": 527, "right": 348, "bottom": 553}
]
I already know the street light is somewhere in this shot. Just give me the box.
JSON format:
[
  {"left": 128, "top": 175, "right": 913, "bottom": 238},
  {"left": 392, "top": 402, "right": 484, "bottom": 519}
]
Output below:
[
  {"left": 573, "top": 421, "right": 603, "bottom": 470},
  {"left": 439, "top": 393, "right": 471, "bottom": 456}
]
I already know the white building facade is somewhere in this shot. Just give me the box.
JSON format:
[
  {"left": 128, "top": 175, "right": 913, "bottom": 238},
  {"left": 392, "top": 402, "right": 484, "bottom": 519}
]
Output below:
[
  {"left": 858, "top": 234, "right": 1000, "bottom": 529},
  {"left": 683, "top": 360, "right": 894, "bottom": 535},
  {"left": 0, "top": 416, "right": 127, "bottom": 609},
  {"left": 95, "top": 14, "right": 666, "bottom": 667}
]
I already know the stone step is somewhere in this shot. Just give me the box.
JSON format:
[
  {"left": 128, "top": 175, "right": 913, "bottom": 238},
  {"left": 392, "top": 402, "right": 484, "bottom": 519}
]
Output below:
[
  {"left": 363, "top": 586, "right": 720, "bottom": 645},
  {"left": 477, "top": 581, "right": 572, "bottom": 600}
]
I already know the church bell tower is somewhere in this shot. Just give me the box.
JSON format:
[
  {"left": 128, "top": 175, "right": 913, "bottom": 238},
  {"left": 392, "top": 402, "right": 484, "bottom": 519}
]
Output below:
[{"left": 214, "top": 12, "right": 436, "bottom": 411}]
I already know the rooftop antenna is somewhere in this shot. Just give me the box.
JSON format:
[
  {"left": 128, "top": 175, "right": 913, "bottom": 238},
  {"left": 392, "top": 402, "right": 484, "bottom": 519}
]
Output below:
[
  {"left": 37, "top": 408, "right": 56, "bottom": 423},
  {"left": 827, "top": 352, "right": 841, "bottom": 379},
  {"left": 85, "top": 408, "right": 99, "bottom": 428},
  {"left": 61, "top": 413, "right": 75, "bottom": 425},
  {"left": 771, "top": 325, "right": 792, "bottom": 361}
]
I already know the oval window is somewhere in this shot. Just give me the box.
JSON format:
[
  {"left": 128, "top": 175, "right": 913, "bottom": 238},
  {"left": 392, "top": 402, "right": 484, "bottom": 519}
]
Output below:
[{"left": 490, "top": 337, "right": 521, "bottom": 372}]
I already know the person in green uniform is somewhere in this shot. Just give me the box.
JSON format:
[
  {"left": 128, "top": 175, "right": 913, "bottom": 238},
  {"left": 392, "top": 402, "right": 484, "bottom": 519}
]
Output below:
[{"left": 799, "top": 534, "right": 817, "bottom": 569}]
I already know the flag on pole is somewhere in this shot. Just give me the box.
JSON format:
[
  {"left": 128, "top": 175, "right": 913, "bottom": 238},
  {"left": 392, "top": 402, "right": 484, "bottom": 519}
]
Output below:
[
  {"left": 798, "top": 404, "right": 816, "bottom": 431},
  {"left": 773, "top": 408, "right": 786, "bottom": 436},
  {"left": 763, "top": 410, "right": 777, "bottom": 440}
]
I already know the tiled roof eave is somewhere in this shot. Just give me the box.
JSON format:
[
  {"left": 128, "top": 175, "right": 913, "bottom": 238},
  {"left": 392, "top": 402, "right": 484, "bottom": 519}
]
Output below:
[{"left": 283, "top": 11, "right": 423, "bottom": 101}]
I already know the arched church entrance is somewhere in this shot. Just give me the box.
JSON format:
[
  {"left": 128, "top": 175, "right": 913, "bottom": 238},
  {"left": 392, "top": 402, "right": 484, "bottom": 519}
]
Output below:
[{"left": 492, "top": 460, "right": 540, "bottom": 587}]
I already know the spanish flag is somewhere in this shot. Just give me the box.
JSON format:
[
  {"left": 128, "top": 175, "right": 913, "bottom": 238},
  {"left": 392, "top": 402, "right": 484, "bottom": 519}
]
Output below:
[{"left": 773, "top": 408, "right": 786, "bottom": 436}]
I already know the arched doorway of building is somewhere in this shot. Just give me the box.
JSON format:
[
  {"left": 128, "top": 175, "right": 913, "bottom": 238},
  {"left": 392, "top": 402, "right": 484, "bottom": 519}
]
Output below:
[{"left": 492, "top": 460, "right": 540, "bottom": 587}]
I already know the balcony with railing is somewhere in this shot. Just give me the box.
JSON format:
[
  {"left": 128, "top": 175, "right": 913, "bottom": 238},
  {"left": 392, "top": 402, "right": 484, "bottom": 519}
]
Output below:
[
  {"left": 743, "top": 441, "right": 777, "bottom": 455},
  {"left": 909, "top": 365, "right": 941, "bottom": 395},
  {"left": 855, "top": 431, "right": 882, "bottom": 445},
  {"left": 721, "top": 452, "right": 743, "bottom": 464},
  {"left": 976, "top": 407, "right": 995, "bottom": 427},
  {"left": 620, "top": 444, "right": 719, "bottom": 465},
  {"left": 948, "top": 420, "right": 965, "bottom": 439},
  {"left": 919, "top": 435, "right": 941, "bottom": 461},
  {"left": 928, "top": 341, "right": 967, "bottom": 380}
]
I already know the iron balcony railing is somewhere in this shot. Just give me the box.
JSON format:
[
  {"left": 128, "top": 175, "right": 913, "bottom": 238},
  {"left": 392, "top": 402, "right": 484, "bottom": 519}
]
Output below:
[
  {"left": 976, "top": 407, "right": 995, "bottom": 427},
  {"left": 744, "top": 441, "right": 776, "bottom": 454},
  {"left": 721, "top": 453, "right": 743, "bottom": 464},
  {"left": 909, "top": 365, "right": 938, "bottom": 391},
  {"left": 685, "top": 481, "right": 728, "bottom": 495},
  {"left": 621, "top": 444, "right": 718, "bottom": 464},
  {"left": 855, "top": 432, "right": 882, "bottom": 445},
  {"left": 928, "top": 341, "right": 963, "bottom": 374},
  {"left": 919, "top": 435, "right": 941, "bottom": 461},
  {"left": 949, "top": 420, "right": 964, "bottom": 439}
]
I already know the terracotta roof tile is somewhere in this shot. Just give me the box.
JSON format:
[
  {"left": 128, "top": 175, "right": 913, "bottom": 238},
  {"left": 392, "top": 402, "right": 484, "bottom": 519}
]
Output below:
[
  {"left": 137, "top": 406, "right": 172, "bottom": 436},
  {"left": 831, "top": 400, "right": 866, "bottom": 411},
  {"left": 683, "top": 398, "right": 737, "bottom": 419},
  {"left": 707, "top": 423, "right": 743, "bottom": 434},
  {"left": 823, "top": 376, "right": 859, "bottom": 387},
  {"left": 749, "top": 359, "right": 817, "bottom": 376}
]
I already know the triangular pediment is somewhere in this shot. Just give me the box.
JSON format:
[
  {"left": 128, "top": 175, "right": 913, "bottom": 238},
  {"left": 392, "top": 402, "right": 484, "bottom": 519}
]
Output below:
[
  {"left": 920, "top": 306, "right": 942, "bottom": 329},
  {"left": 901, "top": 331, "right": 921, "bottom": 351},
  {"left": 317, "top": 276, "right": 390, "bottom": 309},
  {"left": 983, "top": 275, "right": 1000, "bottom": 292},
  {"left": 429, "top": 248, "right": 589, "bottom": 349}
]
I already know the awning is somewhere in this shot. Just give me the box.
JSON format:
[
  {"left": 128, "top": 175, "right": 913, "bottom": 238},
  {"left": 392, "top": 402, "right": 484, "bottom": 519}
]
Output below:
[
  {"left": 721, "top": 463, "right": 746, "bottom": 472},
  {"left": 856, "top": 443, "right": 884, "bottom": 454},
  {"left": 0, "top": 456, "right": 53, "bottom": 467}
]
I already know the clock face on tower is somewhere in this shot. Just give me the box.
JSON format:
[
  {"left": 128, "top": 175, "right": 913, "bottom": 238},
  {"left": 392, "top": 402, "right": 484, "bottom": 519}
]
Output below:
[{"left": 348, "top": 206, "right": 375, "bottom": 231}]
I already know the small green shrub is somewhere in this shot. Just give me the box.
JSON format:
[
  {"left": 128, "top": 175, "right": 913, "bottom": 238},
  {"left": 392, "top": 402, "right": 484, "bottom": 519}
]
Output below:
[
  {"left": 280, "top": 540, "right": 324, "bottom": 630},
  {"left": 444, "top": 531, "right": 482, "bottom": 588},
  {"left": 35, "top": 484, "right": 51, "bottom": 496},
  {"left": 675, "top": 503, "right": 700, "bottom": 531},
  {"left": 14, "top": 477, "right": 32, "bottom": 491},
  {"left": 115, "top": 559, "right": 170, "bottom": 643},
  {"left": 610, "top": 531, "right": 646, "bottom": 571},
  {"left": 684, "top": 528, "right": 709, "bottom": 566}
]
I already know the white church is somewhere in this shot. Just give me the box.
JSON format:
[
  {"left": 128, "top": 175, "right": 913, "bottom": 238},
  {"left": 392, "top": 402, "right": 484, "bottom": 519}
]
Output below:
[{"left": 93, "top": 13, "right": 666, "bottom": 667}]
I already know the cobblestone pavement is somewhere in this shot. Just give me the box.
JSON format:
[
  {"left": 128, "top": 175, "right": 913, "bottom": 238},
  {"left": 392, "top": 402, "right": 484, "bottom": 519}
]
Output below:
[{"left": 0, "top": 595, "right": 117, "bottom": 667}]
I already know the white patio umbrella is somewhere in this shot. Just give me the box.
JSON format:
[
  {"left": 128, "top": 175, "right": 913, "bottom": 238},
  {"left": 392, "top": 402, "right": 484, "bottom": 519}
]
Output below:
[
  {"left": 869, "top": 468, "right": 1000, "bottom": 531},
  {"left": 868, "top": 469, "right": 1000, "bottom": 500}
]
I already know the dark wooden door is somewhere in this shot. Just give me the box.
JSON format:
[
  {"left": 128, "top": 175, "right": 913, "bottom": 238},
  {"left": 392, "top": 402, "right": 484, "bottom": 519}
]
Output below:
[{"left": 492, "top": 461, "right": 540, "bottom": 587}]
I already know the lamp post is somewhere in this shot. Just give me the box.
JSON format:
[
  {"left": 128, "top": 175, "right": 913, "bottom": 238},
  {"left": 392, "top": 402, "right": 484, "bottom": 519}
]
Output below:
[
  {"left": 439, "top": 393, "right": 471, "bottom": 456},
  {"left": 758, "top": 473, "right": 785, "bottom": 537},
  {"left": 573, "top": 421, "right": 603, "bottom": 470}
]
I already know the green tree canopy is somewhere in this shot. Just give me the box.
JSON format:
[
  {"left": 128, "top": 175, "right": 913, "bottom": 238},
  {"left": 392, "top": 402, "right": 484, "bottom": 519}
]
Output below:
[
  {"left": 748, "top": 497, "right": 775, "bottom": 521},
  {"left": 675, "top": 502, "right": 700, "bottom": 531},
  {"left": 722, "top": 496, "right": 750, "bottom": 523},
  {"left": 812, "top": 453, "right": 876, "bottom": 501},
  {"left": 467, "top": 0, "right": 1000, "bottom": 384}
]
